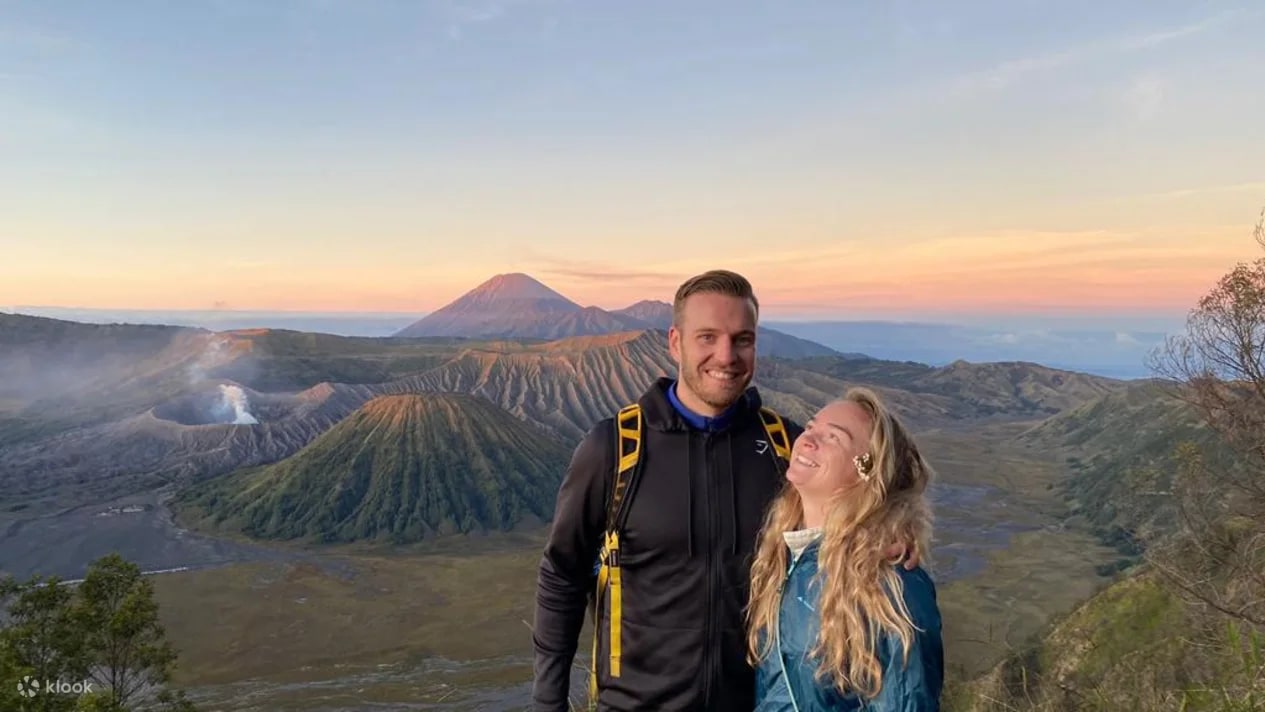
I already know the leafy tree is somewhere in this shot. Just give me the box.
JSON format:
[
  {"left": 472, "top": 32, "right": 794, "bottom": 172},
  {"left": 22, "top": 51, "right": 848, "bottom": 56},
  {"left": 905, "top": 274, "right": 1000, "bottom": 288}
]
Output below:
[
  {"left": 72, "top": 554, "right": 181, "bottom": 710},
  {"left": 1147, "top": 208, "right": 1265, "bottom": 629},
  {"left": 0, "top": 554, "right": 197, "bottom": 711},
  {"left": 0, "top": 574, "right": 84, "bottom": 712}
]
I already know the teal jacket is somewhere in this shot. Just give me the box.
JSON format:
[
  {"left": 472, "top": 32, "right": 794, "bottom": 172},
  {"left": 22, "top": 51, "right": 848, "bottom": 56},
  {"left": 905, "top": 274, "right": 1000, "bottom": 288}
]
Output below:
[{"left": 753, "top": 539, "right": 943, "bottom": 711}]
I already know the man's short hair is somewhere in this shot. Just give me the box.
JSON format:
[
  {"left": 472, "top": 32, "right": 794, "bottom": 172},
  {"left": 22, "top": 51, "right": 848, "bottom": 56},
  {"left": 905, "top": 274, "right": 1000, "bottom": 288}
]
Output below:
[{"left": 672, "top": 269, "right": 759, "bottom": 326}]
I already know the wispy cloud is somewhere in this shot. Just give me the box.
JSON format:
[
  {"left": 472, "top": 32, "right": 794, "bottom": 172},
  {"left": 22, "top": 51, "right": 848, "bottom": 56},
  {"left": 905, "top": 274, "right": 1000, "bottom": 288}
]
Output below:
[
  {"left": 723, "top": 226, "right": 1253, "bottom": 314},
  {"left": 0, "top": 24, "right": 78, "bottom": 54},
  {"left": 433, "top": 0, "right": 543, "bottom": 40},
  {"left": 946, "top": 10, "right": 1239, "bottom": 94},
  {"left": 504, "top": 243, "right": 688, "bottom": 286},
  {"left": 223, "top": 260, "right": 277, "bottom": 271},
  {"left": 949, "top": 46, "right": 1086, "bottom": 93},
  {"left": 1118, "top": 12, "right": 1232, "bottom": 50},
  {"left": 748, "top": 9, "right": 1250, "bottom": 162},
  {"left": 1113, "top": 182, "right": 1265, "bottom": 201},
  {"left": 529, "top": 258, "right": 683, "bottom": 285},
  {"left": 505, "top": 228, "right": 1243, "bottom": 315}
]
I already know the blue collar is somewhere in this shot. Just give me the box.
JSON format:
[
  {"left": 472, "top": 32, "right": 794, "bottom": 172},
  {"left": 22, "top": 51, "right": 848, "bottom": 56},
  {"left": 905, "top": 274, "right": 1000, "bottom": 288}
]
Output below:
[{"left": 668, "top": 379, "right": 739, "bottom": 432}]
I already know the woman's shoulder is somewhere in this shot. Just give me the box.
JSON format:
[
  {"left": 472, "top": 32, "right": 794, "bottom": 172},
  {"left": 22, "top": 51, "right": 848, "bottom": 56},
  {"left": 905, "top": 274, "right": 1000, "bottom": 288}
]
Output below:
[
  {"left": 886, "top": 565, "right": 941, "bottom": 629},
  {"left": 875, "top": 566, "right": 946, "bottom": 707},
  {"left": 891, "top": 563, "right": 936, "bottom": 591}
]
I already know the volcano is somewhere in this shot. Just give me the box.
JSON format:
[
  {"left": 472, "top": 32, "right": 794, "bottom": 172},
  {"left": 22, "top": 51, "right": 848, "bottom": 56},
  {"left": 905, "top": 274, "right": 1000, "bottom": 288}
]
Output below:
[
  {"left": 394, "top": 273, "right": 840, "bottom": 358},
  {"left": 394, "top": 273, "right": 644, "bottom": 338},
  {"left": 175, "top": 393, "right": 573, "bottom": 543}
]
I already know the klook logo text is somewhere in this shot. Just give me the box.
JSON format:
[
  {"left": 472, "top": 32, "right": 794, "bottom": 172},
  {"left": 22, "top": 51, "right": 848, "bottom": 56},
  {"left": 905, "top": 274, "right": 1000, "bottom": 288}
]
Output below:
[{"left": 16, "top": 676, "right": 94, "bottom": 698}]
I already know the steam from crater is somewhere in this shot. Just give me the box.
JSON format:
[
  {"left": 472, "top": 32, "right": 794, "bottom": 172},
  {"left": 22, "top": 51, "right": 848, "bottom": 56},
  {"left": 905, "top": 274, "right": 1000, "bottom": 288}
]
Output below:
[{"left": 216, "top": 384, "right": 259, "bottom": 425}]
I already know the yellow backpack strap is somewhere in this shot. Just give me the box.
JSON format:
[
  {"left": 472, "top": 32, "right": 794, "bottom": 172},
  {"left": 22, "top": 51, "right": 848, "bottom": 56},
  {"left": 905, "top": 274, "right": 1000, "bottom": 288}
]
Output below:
[
  {"left": 590, "top": 403, "right": 643, "bottom": 705},
  {"left": 758, "top": 406, "right": 792, "bottom": 462}
]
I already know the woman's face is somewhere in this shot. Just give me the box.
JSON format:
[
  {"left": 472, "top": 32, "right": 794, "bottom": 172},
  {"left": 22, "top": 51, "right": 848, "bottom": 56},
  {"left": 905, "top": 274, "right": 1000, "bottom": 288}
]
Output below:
[{"left": 784, "top": 399, "right": 874, "bottom": 500}]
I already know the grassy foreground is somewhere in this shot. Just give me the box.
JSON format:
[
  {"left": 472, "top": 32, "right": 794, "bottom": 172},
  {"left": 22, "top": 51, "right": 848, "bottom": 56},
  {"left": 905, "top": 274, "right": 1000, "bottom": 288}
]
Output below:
[
  {"left": 152, "top": 525, "right": 1118, "bottom": 710},
  {"left": 937, "top": 528, "right": 1119, "bottom": 682},
  {"left": 154, "top": 536, "right": 553, "bottom": 709}
]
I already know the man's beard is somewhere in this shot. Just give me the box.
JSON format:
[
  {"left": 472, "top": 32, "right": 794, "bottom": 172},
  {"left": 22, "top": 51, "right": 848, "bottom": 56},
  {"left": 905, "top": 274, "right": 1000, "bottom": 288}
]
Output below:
[{"left": 681, "top": 363, "right": 749, "bottom": 410}]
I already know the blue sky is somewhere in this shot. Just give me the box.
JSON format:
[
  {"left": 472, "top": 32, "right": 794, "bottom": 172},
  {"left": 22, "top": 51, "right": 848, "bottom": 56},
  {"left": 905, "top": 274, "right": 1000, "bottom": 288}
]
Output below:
[{"left": 2, "top": 0, "right": 1263, "bottom": 319}]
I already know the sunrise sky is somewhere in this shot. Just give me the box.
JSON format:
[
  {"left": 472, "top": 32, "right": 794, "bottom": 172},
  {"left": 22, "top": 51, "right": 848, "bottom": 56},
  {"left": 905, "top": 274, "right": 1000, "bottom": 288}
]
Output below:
[{"left": 3, "top": 0, "right": 1263, "bottom": 321}]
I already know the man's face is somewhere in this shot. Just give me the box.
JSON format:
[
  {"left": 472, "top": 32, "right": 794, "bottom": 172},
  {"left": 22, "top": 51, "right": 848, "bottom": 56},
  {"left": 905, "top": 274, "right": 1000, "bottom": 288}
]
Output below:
[{"left": 667, "top": 291, "right": 758, "bottom": 414}]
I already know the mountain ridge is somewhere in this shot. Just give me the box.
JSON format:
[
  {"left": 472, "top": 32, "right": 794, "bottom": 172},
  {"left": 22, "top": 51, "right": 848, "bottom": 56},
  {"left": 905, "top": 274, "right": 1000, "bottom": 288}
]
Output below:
[
  {"left": 0, "top": 313, "right": 1132, "bottom": 517},
  {"left": 393, "top": 274, "right": 841, "bottom": 359}
]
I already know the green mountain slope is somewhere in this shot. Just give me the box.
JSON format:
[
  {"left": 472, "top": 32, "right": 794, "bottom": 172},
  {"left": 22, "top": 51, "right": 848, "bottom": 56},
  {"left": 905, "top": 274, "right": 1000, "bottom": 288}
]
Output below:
[
  {"left": 1018, "top": 380, "right": 1217, "bottom": 551},
  {"left": 950, "top": 569, "right": 1262, "bottom": 711},
  {"left": 175, "top": 393, "right": 572, "bottom": 544}
]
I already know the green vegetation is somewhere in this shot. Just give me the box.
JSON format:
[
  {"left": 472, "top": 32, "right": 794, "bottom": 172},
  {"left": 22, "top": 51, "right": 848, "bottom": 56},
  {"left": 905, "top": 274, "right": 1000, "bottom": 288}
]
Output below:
[
  {"left": 174, "top": 393, "right": 573, "bottom": 543},
  {"left": 948, "top": 210, "right": 1265, "bottom": 711},
  {"left": 948, "top": 571, "right": 1264, "bottom": 711},
  {"left": 936, "top": 528, "right": 1121, "bottom": 681},
  {"left": 1019, "top": 380, "right": 1217, "bottom": 560},
  {"left": 0, "top": 553, "right": 198, "bottom": 711}
]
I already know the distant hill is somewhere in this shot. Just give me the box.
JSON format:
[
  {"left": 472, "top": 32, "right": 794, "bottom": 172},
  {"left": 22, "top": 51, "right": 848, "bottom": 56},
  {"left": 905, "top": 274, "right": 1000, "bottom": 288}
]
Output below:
[
  {"left": 610, "top": 299, "right": 671, "bottom": 325},
  {"left": 204, "top": 328, "right": 489, "bottom": 392},
  {"left": 1018, "top": 380, "right": 1217, "bottom": 548},
  {"left": 0, "top": 314, "right": 252, "bottom": 443},
  {"left": 912, "top": 359, "right": 1122, "bottom": 416},
  {"left": 175, "top": 393, "right": 573, "bottom": 543},
  {"left": 792, "top": 357, "right": 1124, "bottom": 419},
  {"left": 763, "top": 319, "right": 1165, "bottom": 380},
  {"left": 394, "top": 274, "right": 840, "bottom": 359},
  {"left": 0, "top": 312, "right": 201, "bottom": 408}
]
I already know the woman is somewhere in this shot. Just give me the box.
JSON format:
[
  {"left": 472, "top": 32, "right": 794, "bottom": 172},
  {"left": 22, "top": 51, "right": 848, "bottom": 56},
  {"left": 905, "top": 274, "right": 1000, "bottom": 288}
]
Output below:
[{"left": 748, "top": 387, "right": 943, "bottom": 711}]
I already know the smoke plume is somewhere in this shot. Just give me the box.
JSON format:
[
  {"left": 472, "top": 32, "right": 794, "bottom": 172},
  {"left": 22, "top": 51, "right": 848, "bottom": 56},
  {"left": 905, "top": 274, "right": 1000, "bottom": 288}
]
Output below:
[{"left": 216, "top": 384, "right": 259, "bottom": 425}]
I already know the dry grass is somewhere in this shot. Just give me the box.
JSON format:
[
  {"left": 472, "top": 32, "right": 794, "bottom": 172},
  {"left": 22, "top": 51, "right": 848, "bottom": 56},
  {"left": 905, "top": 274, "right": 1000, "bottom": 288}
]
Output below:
[
  {"left": 154, "top": 537, "right": 551, "bottom": 702},
  {"left": 937, "top": 528, "right": 1120, "bottom": 679}
]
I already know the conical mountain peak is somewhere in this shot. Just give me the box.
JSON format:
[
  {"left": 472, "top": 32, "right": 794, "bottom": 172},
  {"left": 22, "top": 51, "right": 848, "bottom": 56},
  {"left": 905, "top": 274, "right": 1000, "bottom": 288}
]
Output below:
[
  {"left": 394, "top": 273, "right": 629, "bottom": 338},
  {"left": 466, "top": 273, "right": 577, "bottom": 304}
]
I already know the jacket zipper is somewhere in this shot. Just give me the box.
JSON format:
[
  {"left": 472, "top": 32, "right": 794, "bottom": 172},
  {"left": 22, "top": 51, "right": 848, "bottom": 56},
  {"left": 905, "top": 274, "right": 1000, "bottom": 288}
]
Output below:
[
  {"left": 701, "top": 431, "right": 715, "bottom": 708},
  {"left": 777, "top": 552, "right": 805, "bottom": 712}
]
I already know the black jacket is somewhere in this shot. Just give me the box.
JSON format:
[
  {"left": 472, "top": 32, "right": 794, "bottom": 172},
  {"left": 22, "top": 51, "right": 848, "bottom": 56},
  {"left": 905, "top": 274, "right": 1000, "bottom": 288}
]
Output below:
[{"left": 532, "top": 377, "right": 803, "bottom": 711}]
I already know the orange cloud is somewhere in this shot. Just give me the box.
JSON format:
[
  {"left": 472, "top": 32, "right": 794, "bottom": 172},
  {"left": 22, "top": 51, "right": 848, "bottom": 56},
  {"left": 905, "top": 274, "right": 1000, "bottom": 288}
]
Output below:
[
  {"left": 6, "top": 225, "right": 1258, "bottom": 315},
  {"left": 734, "top": 228, "right": 1257, "bottom": 314}
]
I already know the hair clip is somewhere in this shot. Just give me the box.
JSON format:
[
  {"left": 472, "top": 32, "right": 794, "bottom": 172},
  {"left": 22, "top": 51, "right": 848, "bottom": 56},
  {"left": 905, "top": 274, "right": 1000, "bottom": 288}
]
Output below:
[{"left": 853, "top": 452, "right": 873, "bottom": 481}]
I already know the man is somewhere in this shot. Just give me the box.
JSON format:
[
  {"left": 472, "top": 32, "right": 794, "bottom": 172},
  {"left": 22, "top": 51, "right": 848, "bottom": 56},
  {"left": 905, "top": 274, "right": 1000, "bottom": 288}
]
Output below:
[{"left": 531, "top": 270, "right": 916, "bottom": 711}]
